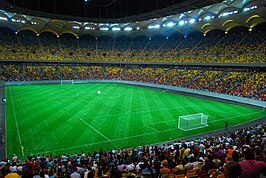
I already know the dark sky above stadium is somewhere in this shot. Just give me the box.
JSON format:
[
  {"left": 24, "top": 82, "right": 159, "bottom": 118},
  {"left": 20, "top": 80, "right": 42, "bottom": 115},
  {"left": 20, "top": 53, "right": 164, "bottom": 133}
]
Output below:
[{"left": 4, "top": 0, "right": 221, "bottom": 19}]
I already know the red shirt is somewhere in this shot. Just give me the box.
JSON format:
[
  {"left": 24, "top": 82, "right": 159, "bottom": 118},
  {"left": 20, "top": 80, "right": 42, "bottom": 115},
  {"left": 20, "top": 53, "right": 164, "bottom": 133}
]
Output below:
[{"left": 239, "top": 160, "right": 266, "bottom": 178}]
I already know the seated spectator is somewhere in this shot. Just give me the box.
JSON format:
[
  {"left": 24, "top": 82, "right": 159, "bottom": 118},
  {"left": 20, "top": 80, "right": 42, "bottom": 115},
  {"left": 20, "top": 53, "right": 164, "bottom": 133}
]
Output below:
[
  {"left": 201, "top": 154, "right": 217, "bottom": 173},
  {"left": 174, "top": 159, "right": 184, "bottom": 173},
  {"left": 224, "top": 161, "right": 241, "bottom": 178},
  {"left": 159, "top": 160, "right": 171, "bottom": 178}
]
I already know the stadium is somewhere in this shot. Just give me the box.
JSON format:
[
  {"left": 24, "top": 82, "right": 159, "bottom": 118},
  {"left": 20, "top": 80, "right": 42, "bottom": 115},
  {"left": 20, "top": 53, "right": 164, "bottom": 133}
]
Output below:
[{"left": 0, "top": 0, "right": 266, "bottom": 177}]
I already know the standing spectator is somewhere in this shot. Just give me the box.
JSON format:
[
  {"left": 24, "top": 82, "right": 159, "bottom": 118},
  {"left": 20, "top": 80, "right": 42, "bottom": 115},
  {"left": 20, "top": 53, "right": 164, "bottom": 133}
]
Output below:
[
  {"left": 71, "top": 167, "right": 81, "bottom": 178},
  {"left": 4, "top": 168, "right": 20, "bottom": 178},
  {"left": 262, "top": 133, "right": 266, "bottom": 152},
  {"left": 239, "top": 147, "right": 266, "bottom": 178}
]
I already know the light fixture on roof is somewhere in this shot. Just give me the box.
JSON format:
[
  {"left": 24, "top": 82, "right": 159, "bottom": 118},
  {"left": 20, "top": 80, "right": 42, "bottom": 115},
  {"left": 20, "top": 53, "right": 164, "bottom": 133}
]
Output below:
[
  {"left": 124, "top": 27, "right": 132, "bottom": 31},
  {"left": 112, "top": 27, "right": 121, "bottom": 31},
  {"left": 189, "top": 19, "right": 196, "bottom": 24},
  {"left": 166, "top": 22, "right": 175, "bottom": 27},
  {"left": 204, "top": 16, "right": 211, "bottom": 20},
  {"left": 179, "top": 20, "right": 185, "bottom": 25}
]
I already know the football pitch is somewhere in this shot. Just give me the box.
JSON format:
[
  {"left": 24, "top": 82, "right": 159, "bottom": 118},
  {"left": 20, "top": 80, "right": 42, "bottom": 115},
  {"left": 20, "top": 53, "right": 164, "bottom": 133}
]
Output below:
[{"left": 5, "top": 83, "right": 266, "bottom": 158}]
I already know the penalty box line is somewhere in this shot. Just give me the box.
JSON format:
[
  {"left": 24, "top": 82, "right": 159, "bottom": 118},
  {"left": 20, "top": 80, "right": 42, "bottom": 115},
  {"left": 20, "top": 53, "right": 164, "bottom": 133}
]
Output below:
[
  {"left": 80, "top": 118, "right": 110, "bottom": 141},
  {"left": 32, "top": 111, "right": 265, "bottom": 155},
  {"left": 146, "top": 110, "right": 265, "bottom": 128},
  {"left": 34, "top": 126, "right": 178, "bottom": 155}
]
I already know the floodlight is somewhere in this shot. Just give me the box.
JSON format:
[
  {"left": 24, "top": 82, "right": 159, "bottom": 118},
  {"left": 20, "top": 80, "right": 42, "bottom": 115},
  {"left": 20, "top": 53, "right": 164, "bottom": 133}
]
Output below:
[
  {"left": 166, "top": 22, "right": 175, "bottom": 27},
  {"left": 124, "top": 27, "right": 132, "bottom": 31},
  {"left": 112, "top": 27, "right": 121, "bottom": 31},
  {"left": 179, "top": 20, "right": 185, "bottom": 25},
  {"left": 189, "top": 19, "right": 196, "bottom": 24},
  {"left": 204, "top": 16, "right": 211, "bottom": 20}
]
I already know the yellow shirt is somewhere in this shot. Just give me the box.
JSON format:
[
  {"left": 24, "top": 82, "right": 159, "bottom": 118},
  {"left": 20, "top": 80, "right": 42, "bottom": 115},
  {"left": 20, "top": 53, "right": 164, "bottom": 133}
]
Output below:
[{"left": 4, "top": 173, "right": 21, "bottom": 178}]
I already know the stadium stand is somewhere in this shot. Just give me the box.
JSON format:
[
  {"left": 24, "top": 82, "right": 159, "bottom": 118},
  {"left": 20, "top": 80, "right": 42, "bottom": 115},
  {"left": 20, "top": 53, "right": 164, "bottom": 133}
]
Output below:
[
  {"left": 0, "top": 29, "right": 265, "bottom": 63},
  {"left": 0, "top": 64, "right": 265, "bottom": 101},
  {"left": 0, "top": 122, "right": 265, "bottom": 178},
  {"left": 0, "top": 0, "right": 266, "bottom": 177}
]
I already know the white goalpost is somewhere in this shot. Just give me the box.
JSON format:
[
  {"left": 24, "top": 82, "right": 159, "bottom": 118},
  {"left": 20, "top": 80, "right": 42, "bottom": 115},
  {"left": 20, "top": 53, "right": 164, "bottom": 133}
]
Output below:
[
  {"left": 60, "top": 80, "right": 74, "bottom": 85},
  {"left": 178, "top": 113, "right": 208, "bottom": 131}
]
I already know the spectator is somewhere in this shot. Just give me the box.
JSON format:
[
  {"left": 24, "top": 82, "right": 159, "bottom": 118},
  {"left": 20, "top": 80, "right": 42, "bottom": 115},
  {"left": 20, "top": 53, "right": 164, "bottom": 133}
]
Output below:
[
  {"left": 224, "top": 161, "right": 241, "bottom": 178},
  {"left": 239, "top": 147, "right": 266, "bottom": 178}
]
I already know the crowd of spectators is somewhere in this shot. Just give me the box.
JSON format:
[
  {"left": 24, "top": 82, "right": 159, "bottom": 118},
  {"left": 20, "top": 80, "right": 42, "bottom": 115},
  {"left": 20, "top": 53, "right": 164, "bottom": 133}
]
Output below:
[
  {"left": 0, "top": 64, "right": 265, "bottom": 101},
  {"left": 0, "top": 29, "right": 265, "bottom": 63},
  {"left": 1, "top": 123, "right": 266, "bottom": 178}
]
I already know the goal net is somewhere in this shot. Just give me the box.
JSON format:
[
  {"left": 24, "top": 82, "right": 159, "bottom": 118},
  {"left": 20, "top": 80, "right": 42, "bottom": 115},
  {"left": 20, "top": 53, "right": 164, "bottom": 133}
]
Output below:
[{"left": 178, "top": 113, "right": 208, "bottom": 131}]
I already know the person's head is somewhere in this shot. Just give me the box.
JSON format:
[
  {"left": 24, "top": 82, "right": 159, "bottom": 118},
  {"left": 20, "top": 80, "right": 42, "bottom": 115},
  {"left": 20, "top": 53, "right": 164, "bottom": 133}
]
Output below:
[
  {"left": 161, "top": 160, "right": 168, "bottom": 167},
  {"left": 232, "top": 151, "right": 239, "bottom": 162},
  {"left": 243, "top": 147, "right": 254, "bottom": 160},
  {"left": 206, "top": 154, "right": 213, "bottom": 162},
  {"left": 224, "top": 161, "right": 241, "bottom": 178}
]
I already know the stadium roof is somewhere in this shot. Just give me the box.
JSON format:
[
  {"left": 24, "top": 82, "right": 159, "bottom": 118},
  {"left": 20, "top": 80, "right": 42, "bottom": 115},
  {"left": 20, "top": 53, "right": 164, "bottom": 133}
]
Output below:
[
  {"left": 2, "top": 0, "right": 225, "bottom": 21},
  {"left": 0, "top": 0, "right": 265, "bottom": 38}
]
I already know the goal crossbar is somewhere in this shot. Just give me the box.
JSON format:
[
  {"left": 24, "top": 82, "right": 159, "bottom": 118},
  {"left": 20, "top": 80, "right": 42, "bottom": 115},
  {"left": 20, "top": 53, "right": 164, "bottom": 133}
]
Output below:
[{"left": 178, "top": 113, "right": 208, "bottom": 131}]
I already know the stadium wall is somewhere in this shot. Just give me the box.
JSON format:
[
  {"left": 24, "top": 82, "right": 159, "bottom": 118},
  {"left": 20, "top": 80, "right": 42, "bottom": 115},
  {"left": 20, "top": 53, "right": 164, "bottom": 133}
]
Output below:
[{"left": 5, "top": 80, "right": 266, "bottom": 108}]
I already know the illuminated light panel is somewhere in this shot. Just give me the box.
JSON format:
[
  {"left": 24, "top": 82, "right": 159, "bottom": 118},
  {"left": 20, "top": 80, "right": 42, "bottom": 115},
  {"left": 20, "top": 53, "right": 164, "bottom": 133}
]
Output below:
[
  {"left": 100, "top": 27, "right": 109, "bottom": 31},
  {"left": 222, "top": 20, "right": 234, "bottom": 27},
  {"left": 85, "top": 27, "right": 95, "bottom": 30},
  {"left": 0, "top": 17, "right": 7, "bottom": 21},
  {"left": 246, "top": 15, "right": 260, "bottom": 23},
  {"left": 167, "top": 22, "right": 175, "bottom": 27},
  {"left": 148, "top": 24, "right": 160, "bottom": 29},
  {"left": 11, "top": 19, "right": 25, "bottom": 23},
  {"left": 73, "top": 26, "right": 80, "bottom": 29},
  {"left": 124, "top": 27, "right": 132, "bottom": 31},
  {"left": 179, "top": 20, "right": 185, "bottom": 25},
  {"left": 189, "top": 19, "right": 196, "bottom": 24},
  {"left": 204, "top": 16, "right": 211, "bottom": 20},
  {"left": 243, "top": 6, "right": 257, "bottom": 12},
  {"left": 112, "top": 27, "right": 121, "bottom": 31}
]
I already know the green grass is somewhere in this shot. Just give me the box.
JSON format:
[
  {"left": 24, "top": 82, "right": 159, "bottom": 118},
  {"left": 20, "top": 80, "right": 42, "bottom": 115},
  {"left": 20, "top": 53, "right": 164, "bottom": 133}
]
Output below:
[{"left": 6, "top": 83, "right": 266, "bottom": 158}]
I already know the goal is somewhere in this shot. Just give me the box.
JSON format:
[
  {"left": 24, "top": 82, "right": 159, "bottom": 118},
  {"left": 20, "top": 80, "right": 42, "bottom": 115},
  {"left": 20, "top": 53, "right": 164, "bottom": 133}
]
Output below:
[
  {"left": 60, "top": 80, "right": 74, "bottom": 85},
  {"left": 178, "top": 113, "right": 208, "bottom": 131}
]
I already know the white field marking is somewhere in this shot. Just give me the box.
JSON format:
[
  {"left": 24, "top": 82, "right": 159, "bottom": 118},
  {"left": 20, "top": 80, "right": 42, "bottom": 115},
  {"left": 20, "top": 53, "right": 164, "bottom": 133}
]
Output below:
[
  {"left": 183, "top": 97, "right": 228, "bottom": 115},
  {"left": 145, "top": 119, "right": 177, "bottom": 126},
  {"left": 9, "top": 87, "right": 23, "bottom": 149},
  {"left": 144, "top": 125, "right": 159, "bottom": 132},
  {"left": 33, "top": 110, "right": 265, "bottom": 155},
  {"left": 34, "top": 126, "right": 179, "bottom": 155},
  {"left": 80, "top": 118, "right": 110, "bottom": 141},
  {"left": 146, "top": 110, "right": 265, "bottom": 127},
  {"left": 207, "top": 110, "right": 266, "bottom": 123},
  {"left": 91, "top": 105, "right": 194, "bottom": 120},
  {"left": 33, "top": 102, "right": 265, "bottom": 155}
]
